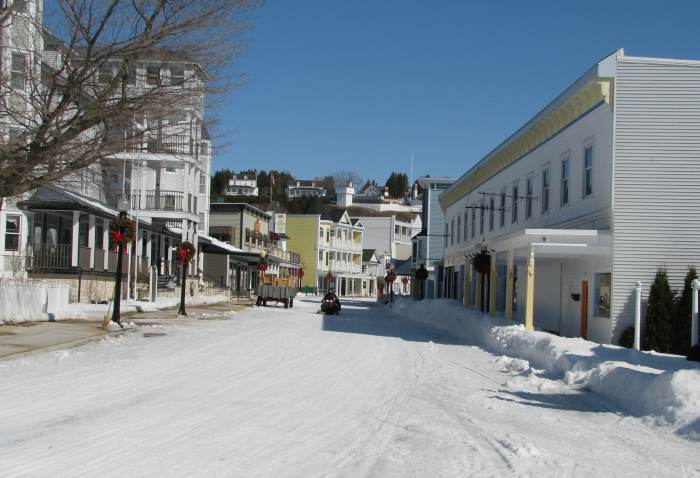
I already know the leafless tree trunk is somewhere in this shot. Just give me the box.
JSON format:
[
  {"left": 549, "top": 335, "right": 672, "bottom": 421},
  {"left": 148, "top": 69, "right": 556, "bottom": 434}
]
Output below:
[{"left": 0, "top": 0, "right": 258, "bottom": 204}]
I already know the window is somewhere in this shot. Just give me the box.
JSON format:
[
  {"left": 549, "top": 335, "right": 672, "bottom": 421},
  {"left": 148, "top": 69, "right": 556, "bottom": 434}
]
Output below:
[
  {"left": 165, "top": 167, "right": 177, "bottom": 173},
  {"left": 542, "top": 167, "right": 550, "bottom": 213},
  {"left": 171, "top": 67, "right": 184, "bottom": 85},
  {"left": 11, "top": 53, "right": 26, "bottom": 90},
  {"left": 489, "top": 197, "right": 495, "bottom": 231},
  {"left": 199, "top": 173, "right": 206, "bottom": 194},
  {"left": 318, "top": 250, "right": 323, "bottom": 262},
  {"left": 127, "top": 64, "right": 137, "bottom": 86},
  {"left": 444, "top": 224, "right": 448, "bottom": 248},
  {"left": 500, "top": 190, "right": 506, "bottom": 227},
  {"left": 96, "top": 223, "right": 104, "bottom": 249},
  {"left": 471, "top": 207, "right": 475, "bottom": 238},
  {"left": 146, "top": 66, "right": 160, "bottom": 86},
  {"left": 479, "top": 202, "right": 484, "bottom": 235},
  {"left": 525, "top": 177, "right": 533, "bottom": 219},
  {"left": 511, "top": 182, "right": 519, "bottom": 223},
  {"left": 561, "top": 158, "right": 570, "bottom": 206},
  {"left": 583, "top": 145, "right": 593, "bottom": 197},
  {"left": 457, "top": 216, "right": 461, "bottom": 243},
  {"left": 450, "top": 218, "right": 454, "bottom": 246},
  {"left": 4, "top": 215, "right": 20, "bottom": 251},
  {"left": 463, "top": 212, "right": 468, "bottom": 241},
  {"left": 319, "top": 228, "right": 323, "bottom": 239},
  {"left": 78, "top": 214, "right": 89, "bottom": 247},
  {"left": 99, "top": 64, "right": 113, "bottom": 84},
  {"left": 595, "top": 273, "right": 611, "bottom": 318},
  {"left": 198, "top": 213, "right": 205, "bottom": 231}
]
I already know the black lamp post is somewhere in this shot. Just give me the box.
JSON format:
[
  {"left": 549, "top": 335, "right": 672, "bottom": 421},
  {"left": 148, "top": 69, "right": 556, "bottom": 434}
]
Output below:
[{"left": 111, "top": 200, "right": 130, "bottom": 327}]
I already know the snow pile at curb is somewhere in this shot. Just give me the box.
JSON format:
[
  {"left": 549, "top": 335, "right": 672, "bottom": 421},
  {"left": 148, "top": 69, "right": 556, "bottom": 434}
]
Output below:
[
  {"left": 389, "top": 298, "right": 700, "bottom": 435},
  {"left": 57, "top": 294, "right": 232, "bottom": 321}
]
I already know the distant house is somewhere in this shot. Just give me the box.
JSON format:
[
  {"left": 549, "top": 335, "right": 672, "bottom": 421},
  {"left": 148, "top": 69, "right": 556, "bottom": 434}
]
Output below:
[
  {"left": 286, "top": 209, "right": 374, "bottom": 296},
  {"left": 225, "top": 174, "right": 258, "bottom": 197},
  {"left": 286, "top": 180, "right": 327, "bottom": 199}
]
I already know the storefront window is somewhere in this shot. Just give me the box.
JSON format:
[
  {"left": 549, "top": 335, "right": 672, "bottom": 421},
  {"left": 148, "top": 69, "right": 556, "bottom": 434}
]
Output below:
[{"left": 595, "top": 273, "right": 611, "bottom": 318}]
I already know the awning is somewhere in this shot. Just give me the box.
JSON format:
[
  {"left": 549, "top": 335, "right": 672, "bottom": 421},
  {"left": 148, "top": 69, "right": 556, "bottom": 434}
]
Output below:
[
  {"left": 198, "top": 233, "right": 243, "bottom": 255},
  {"left": 209, "top": 225, "right": 235, "bottom": 241}
]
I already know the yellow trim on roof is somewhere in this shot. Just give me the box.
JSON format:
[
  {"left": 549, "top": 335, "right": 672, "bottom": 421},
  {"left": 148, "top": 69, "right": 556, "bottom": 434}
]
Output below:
[{"left": 439, "top": 78, "right": 613, "bottom": 211}]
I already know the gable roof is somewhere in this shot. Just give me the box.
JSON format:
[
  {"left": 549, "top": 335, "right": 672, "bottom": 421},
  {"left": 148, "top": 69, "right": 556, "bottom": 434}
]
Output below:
[{"left": 362, "top": 249, "right": 379, "bottom": 263}]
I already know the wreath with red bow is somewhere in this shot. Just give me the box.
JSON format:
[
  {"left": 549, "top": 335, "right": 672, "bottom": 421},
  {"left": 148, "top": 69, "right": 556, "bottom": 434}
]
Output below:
[
  {"left": 177, "top": 242, "right": 197, "bottom": 264},
  {"left": 109, "top": 215, "right": 135, "bottom": 250}
]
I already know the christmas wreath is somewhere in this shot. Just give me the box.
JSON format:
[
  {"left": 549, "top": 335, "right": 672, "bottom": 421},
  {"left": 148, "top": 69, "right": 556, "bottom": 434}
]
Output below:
[
  {"left": 177, "top": 241, "right": 197, "bottom": 264},
  {"left": 109, "top": 215, "right": 136, "bottom": 248},
  {"left": 472, "top": 250, "right": 491, "bottom": 275}
]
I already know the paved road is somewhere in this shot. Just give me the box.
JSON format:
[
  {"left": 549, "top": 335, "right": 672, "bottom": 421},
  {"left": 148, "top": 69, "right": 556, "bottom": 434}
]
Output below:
[{"left": 0, "top": 298, "right": 697, "bottom": 477}]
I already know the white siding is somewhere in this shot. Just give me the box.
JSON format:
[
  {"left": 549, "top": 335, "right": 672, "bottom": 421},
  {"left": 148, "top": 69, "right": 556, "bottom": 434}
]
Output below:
[
  {"left": 444, "top": 103, "right": 614, "bottom": 258},
  {"left": 611, "top": 57, "right": 700, "bottom": 340}
]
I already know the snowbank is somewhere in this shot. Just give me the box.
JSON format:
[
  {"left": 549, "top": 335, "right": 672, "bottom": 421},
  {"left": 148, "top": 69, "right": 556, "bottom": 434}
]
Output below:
[
  {"left": 0, "top": 283, "right": 70, "bottom": 324},
  {"left": 0, "top": 294, "right": 232, "bottom": 323},
  {"left": 389, "top": 298, "right": 700, "bottom": 437},
  {"left": 61, "top": 294, "right": 232, "bottom": 320}
]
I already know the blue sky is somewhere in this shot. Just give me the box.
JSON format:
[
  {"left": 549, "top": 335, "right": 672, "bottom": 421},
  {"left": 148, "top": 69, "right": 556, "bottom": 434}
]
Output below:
[{"left": 213, "top": 0, "right": 700, "bottom": 183}]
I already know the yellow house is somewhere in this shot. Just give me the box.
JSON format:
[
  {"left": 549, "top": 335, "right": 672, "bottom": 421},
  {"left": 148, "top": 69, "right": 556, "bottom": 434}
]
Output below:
[{"left": 287, "top": 210, "right": 370, "bottom": 296}]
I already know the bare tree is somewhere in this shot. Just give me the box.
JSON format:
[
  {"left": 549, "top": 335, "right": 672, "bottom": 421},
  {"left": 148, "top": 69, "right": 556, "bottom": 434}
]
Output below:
[
  {"left": 0, "top": 0, "right": 258, "bottom": 210},
  {"left": 331, "top": 170, "right": 363, "bottom": 188}
]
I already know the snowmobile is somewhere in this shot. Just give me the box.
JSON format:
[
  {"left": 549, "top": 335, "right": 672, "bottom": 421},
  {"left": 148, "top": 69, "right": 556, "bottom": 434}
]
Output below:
[{"left": 321, "top": 298, "right": 341, "bottom": 315}]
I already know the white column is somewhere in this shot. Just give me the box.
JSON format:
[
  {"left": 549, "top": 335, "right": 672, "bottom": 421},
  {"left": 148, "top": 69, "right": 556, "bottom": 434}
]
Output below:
[
  {"left": 126, "top": 242, "right": 132, "bottom": 300},
  {"left": 146, "top": 232, "right": 153, "bottom": 269},
  {"left": 102, "top": 219, "right": 109, "bottom": 271},
  {"left": 88, "top": 215, "right": 96, "bottom": 269},
  {"left": 691, "top": 279, "right": 699, "bottom": 348},
  {"left": 634, "top": 281, "right": 642, "bottom": 351},
  {"left": 160, "top": 235, "right": 166, "bottom": 275},
  {"left": 71, "top": 211, "right": 80, "bottom": 267}
]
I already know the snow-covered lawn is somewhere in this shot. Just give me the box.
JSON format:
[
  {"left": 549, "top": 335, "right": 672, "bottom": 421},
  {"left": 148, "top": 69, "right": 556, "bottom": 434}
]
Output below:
[{"left": 0, "top": 298, "right": 697, "bottom": 477}]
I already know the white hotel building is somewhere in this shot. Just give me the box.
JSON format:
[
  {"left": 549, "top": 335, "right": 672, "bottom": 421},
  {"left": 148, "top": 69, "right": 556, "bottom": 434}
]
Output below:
[{"left": 440, "top": 49, "right": 700, "bottom": 344}]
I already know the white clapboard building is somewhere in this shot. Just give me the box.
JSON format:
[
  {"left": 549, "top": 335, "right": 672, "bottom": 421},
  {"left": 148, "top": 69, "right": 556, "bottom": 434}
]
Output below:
[{"left": 440, "top": 49, "right": 700, "bottom": 344}]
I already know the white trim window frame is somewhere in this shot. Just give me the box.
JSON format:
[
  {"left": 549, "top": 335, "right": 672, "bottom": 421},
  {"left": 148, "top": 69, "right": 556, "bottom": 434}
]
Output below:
[
  {"left": 525, "top": 174, "right": 534, "bottom": 220},
  {"left": 511, "top": 181, "right": 519, "bottom": 224},
  {"left": 541, "top": 164, "right": 550, "bottom": 214},
  {"left": 583, "top": 143, "right": 594, "bottom": 198},
  {"left": 489, "top": 196, "right": 495, "bottom": 231},
  {"left": 499, "top": 188, "right": 506, "bottom": 228},
  {"left": 561, "top": 154, "right": 571, "bottom": 207}
]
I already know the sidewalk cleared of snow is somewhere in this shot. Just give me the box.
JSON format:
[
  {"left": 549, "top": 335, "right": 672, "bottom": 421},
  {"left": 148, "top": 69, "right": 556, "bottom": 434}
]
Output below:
[{"left": 389, "top": 298, "right": 700, "bottom": 438}]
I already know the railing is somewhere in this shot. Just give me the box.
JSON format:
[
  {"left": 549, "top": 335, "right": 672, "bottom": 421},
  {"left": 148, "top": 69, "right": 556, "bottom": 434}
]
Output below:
[
  {"left": 330, "top": 238, "right": 362, "bottom": 252},
  {"left": 117, "top": 190, "right": 184, "bottom": 212},
  {"left": 266, "top": 247, "right": 300, "bottom": 264},
  {"left": 126, "top": 135, "right": 191, "bottom": 155},
  {"left": 329, "top": 261, "right": 362, "bottom": 274},
  {"left": 107, "top": 251, "right": 127, "bottom": 273},
  {"left": 28, "top": 244, "right": 72, "bottom": 271}
]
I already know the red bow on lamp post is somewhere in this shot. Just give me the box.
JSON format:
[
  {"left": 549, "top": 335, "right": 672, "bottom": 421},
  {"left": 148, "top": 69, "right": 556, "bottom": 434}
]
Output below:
[
  {"left": 111, "top": 230, "right": 125, "bottom": 252},
  {"left": 178, "top": 248, "right": 189, "bottom": 264}
]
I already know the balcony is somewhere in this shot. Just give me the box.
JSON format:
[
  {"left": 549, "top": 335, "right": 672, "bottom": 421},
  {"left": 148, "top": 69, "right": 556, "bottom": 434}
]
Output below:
[
  {"left": 126, "top": 135, "right": 192, "bottom": 156},
  {"left": 329, "top": 261, "right": 362, "bottom": 274},
  {"left": 330, "top": 238, "right": 362, "bottom": 252},
  {"left": 266, "top": 247, "right": 300, "bottom": 265},
  {"left": 117, "top": 190, "right": 184, "bottom": 212}
]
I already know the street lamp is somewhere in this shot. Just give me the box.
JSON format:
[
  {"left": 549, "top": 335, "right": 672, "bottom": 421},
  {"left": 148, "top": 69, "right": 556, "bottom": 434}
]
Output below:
[{"left": 111, "top": 198, "right": 131, "bottom": 327}]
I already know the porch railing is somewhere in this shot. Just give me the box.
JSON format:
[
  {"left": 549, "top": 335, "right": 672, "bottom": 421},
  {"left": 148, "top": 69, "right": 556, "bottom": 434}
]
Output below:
[
  {"left": 28, "top": 244, "right": 72, "bottom": 271},
  {"left": 117, "top": 190, "right": 184, "bottom": 212}
]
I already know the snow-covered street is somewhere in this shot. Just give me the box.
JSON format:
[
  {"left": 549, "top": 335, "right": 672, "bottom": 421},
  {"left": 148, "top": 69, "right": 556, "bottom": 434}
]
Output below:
[{"left": 1, "top": 299, "right": 697, "bottom": 477}]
